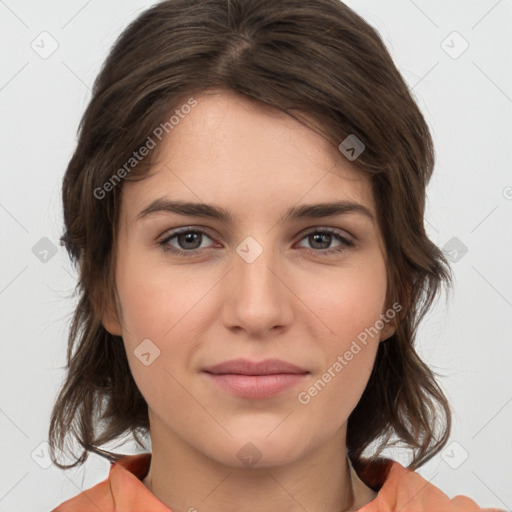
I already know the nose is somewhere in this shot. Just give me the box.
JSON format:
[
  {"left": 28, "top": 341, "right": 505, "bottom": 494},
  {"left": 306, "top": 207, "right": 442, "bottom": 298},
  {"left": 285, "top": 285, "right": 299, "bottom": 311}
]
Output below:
[{"left": 221, "top": 236, "right": 293, "bottom": 337}]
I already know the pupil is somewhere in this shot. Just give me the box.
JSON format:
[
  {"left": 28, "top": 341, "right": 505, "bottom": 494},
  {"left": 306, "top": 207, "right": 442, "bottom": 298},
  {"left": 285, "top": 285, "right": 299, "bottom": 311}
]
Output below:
[
  {"left": 180, "top": 232, "right": 201, "bottom": 249},
  {"left": 312, "top": 233, "right": 330, "bottom": 249}
]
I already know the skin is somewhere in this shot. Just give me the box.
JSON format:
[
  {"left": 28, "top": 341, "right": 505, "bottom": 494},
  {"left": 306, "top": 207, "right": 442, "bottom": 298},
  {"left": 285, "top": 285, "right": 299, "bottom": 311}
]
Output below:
[{"left": 103, "top": 89, "right": 395, "bottom": 512}]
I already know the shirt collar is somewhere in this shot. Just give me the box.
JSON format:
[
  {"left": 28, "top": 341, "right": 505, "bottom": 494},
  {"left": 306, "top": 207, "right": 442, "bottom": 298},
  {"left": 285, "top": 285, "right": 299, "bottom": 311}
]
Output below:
[{"left": 107, "top": 452, "right": 482, "bottom": 512}]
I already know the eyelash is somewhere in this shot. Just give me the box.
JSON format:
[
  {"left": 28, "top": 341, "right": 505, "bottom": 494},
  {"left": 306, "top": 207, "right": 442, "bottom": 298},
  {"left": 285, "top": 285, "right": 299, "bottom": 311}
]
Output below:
[{"left": 158, "top": 227, "right": 355, "bottom": 257}]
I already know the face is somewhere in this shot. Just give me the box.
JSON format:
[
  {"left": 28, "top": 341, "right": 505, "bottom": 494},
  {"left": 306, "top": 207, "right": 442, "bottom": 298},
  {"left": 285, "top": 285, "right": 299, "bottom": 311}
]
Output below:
[{"left": 103, "top": 89, "right": 394, "bottom": 468}]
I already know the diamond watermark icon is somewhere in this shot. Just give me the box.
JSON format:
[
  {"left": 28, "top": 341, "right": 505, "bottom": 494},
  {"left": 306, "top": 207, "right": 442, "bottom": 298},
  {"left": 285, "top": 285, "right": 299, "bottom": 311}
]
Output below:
[
  {"left": 31, "top": 441, "right": 53, "bottom": 469},
  {"left": 237, "top": 442, "right": 262, "bottom": 467},
  {"left": 236, "top": 236, "right": 263, "bottom": 264},
  {"left": 442, "top": 236, "right": 468, "bottom": 263},
  {"left": 441, "top": 440, "right": 469, "bottom": 469},
  {"left": 31, "top": 31, "right": 59, "bottom": 59},
  {"left": 338, "top": 134, "right": 365, "bottom": 161},
  {"left": 134, "top": 338, "right": 161, "bottom": 366},
  {"left": 32, "top": 237, "right": 58, "bottom": 263},
  {"left": 441, "top": 31, "right": 469, "bottom": 59}
]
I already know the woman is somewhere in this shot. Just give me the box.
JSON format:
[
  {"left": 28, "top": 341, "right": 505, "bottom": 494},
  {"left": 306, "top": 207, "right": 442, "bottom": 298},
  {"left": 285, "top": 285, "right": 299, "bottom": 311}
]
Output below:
[{"left": 49, "top": 0, "right": 503, "bottom": 510}]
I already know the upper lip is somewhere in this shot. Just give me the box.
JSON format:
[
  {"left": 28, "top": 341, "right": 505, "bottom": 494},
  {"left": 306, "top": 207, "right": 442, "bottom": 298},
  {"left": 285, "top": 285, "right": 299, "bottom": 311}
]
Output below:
[{"left": 202, "top": 358, "right": 309, "bottom": 376}]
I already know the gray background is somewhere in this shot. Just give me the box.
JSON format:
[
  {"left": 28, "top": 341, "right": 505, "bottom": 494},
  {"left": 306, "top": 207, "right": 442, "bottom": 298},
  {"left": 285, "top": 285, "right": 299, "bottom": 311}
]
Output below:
[{"left": 0, "top": 0, "right": 511, "bottom": 510}]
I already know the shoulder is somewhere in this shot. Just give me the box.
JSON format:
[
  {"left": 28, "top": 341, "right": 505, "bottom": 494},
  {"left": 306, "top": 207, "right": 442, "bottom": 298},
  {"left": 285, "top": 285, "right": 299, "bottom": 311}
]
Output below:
[
  {"left": 354, "top": 457, "right": 505, "bottom": 512},
  {"left": 50, "top": 477, "right": 114, "bottom": 512},
  {"left": 51, "top": 453, "right": 168, "bottom": 512}
]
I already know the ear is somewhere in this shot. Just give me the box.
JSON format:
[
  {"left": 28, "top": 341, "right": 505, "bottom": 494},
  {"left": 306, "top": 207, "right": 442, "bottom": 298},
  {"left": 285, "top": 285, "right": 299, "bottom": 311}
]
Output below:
[
  {"left": 379, "top": 322, "right": 395, "bottom": 342},
  {"left": 101, "top": 299, "right": 123, "bottom": 336},
  {"left": 379, "top": 303, "right": 400, "bottom": 342}
]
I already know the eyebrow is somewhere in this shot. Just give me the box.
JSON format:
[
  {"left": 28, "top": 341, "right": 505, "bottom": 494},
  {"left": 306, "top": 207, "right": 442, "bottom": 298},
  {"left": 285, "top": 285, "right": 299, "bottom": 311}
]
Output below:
[{"left": 136, "top": 198, "right": 374, "bottom": 224}]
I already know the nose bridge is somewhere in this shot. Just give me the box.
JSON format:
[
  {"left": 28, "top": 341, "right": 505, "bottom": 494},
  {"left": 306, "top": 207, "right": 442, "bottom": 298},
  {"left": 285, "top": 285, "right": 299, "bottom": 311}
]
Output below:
[
  {"left": 224, "top": 233, "right": 290, "bottom": 332},
  {"left": 234, "top": 234, "right": 280, "bottom": 294}
]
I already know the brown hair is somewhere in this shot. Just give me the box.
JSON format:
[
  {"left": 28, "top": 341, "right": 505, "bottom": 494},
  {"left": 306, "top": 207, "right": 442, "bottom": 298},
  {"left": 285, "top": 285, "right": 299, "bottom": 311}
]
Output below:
[{"left": 49, "top": 0, "right": 452, "bottom": 472}]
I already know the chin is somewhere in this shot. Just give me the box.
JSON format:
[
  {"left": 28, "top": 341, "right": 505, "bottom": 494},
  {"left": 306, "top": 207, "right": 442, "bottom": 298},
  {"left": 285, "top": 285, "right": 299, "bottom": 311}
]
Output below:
[{"left": 205, "top": 429, "right": 313, "bottom": 469}]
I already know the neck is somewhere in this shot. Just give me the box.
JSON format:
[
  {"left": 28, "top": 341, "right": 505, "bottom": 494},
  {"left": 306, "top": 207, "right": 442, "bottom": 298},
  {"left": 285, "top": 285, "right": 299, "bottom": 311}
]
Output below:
[{"left": 142, "top": 421, "right": 375, "bottom": 512}]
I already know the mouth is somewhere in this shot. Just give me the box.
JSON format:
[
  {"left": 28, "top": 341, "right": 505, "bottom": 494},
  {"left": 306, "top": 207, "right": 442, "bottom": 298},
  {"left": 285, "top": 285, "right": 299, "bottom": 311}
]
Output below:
[{"left": 202, "top": 358, "right": 310, "bottom": 399}]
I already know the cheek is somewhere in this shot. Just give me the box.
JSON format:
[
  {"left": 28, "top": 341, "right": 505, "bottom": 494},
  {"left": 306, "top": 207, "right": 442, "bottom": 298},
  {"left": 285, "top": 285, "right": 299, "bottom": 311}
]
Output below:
[
  {"left": 115, "top": 268, "right": 194, "bottom": 417},
  {"left": 115, "top": 246, "right": 205, "bottom": 339},
  {"left": 114, "top": 254, "right": 214, "bottom": 401},
  {"left": 304, "top": 257, "right": 388, "bottom": 341},
  {"left": 295, "top": 260, "right": 386, "bottom": 407}
]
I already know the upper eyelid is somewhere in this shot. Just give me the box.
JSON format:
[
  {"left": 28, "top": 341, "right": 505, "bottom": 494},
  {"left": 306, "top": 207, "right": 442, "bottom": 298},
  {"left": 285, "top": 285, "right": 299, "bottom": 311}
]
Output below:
[{"left": 159, "top": 226, "right": 216, "bottom": 242}]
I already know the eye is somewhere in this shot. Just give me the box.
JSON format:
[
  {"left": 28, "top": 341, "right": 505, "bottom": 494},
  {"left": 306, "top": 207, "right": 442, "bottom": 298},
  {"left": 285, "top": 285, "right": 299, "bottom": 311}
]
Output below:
[
  {"left": 295, "top": 228, "right": 355, "bottom": 256},
  {"left": 159, "top": 228, "right": 217, "bottom": 256}
]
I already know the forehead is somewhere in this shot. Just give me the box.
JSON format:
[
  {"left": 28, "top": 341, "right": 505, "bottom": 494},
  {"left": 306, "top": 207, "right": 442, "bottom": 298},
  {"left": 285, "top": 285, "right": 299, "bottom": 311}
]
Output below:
[{"left": 121, "top": 89, "right": 374, "bottom": 224}]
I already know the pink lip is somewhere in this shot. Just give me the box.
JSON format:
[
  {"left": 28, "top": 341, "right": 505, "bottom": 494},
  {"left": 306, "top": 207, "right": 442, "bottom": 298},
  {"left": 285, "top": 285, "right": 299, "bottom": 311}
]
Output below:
[
  {"left": 202, "top": 358, "right": 308, "bottom": 375},
  {"left": 202, "top": 358, "right": 309, "bottom": 399}
]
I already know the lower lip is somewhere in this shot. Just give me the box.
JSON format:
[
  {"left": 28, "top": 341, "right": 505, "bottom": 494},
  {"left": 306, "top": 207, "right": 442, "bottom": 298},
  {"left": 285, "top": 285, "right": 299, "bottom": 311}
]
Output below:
[{"left": 203, "top": 372, "right": 309, "bottom": 398}]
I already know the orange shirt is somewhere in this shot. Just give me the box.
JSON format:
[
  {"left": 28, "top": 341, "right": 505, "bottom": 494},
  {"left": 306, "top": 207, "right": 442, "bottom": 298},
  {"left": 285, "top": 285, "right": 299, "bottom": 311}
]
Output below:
[{"left": 52, "top": 452, "right": 504, "bottom": 511}]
